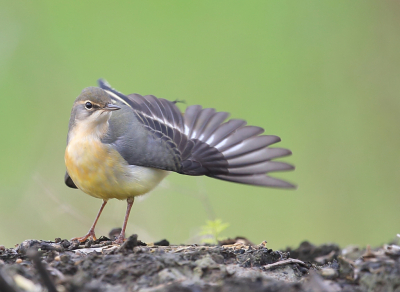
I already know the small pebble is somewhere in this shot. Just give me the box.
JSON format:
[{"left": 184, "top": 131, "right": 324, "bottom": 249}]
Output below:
[
  {"left": 55, "top": 256, "right": 61, "bottom": 261},
  {"left": 85, "top": 240, "right": 92, "bottom": 248},
  {"left": 16, "top": 258, "right": 22, "bottom": 264},
  {"left": 320, "top": 267, "right": 338, "bottom": 279},
  {"left": 0, "top": 245, "right": 5, "bottom": 251},
  {"left": 68, "top": 241, "right": 80, "bottom": 251},
  {"left": 61, "top": 240, "right": 71, "bottom": 248},
  {"left": 60, "top": 255, "right": 70, "bottom": 263}
]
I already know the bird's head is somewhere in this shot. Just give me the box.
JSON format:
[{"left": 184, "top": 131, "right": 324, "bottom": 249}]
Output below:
[{"left": 68, "top": 87, "right": 121, "bottom": 139}]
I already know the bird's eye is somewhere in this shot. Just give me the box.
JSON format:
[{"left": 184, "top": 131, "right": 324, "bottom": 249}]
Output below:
[{"left": 85, "top": 102, "right": 93, "bottom": 110}]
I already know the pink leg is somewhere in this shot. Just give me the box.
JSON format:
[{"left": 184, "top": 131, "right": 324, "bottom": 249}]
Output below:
[
  {"left": 113, "top": 197, "right": 135, "bottom": 244},
  {"left": 71, "top": 200, "right": 108, "bottom": 242}
]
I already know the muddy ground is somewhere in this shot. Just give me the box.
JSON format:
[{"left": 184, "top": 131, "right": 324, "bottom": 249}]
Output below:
[{"left": 1, "top": 234, "right": 400, "bottom": 292}]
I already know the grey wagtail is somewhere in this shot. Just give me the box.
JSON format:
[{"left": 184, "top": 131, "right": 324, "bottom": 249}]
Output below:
[{"left": 65, "top": 79, "right": 295, "bottom": 244}]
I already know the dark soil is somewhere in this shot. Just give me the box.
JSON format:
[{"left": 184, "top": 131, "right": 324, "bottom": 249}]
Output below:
[{"left": 1, "top": 234, "right": 400, "bottom": 292}]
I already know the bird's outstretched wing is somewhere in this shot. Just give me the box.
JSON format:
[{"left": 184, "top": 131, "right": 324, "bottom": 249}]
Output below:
[{"left": 99, "top": 79, "right": 295, "bottom": 188}]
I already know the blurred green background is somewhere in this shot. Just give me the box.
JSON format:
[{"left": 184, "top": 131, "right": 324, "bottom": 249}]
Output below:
[{"left": 1, "top": 1, "right": 399, "bottom": 249}]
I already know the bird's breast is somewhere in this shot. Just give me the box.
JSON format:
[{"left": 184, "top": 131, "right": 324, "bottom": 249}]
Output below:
[{"left": 65, "top": 137, "right": 168, "bottom": 200}]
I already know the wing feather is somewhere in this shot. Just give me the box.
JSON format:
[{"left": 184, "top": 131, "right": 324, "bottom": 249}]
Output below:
[{"left": 98, "top": 79, "right": 295, "bottom": 188}]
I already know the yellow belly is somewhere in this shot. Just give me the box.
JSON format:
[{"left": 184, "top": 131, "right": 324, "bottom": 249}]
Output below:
[{"left": 65, "top": 138, "right": 168, "bottom": 200}]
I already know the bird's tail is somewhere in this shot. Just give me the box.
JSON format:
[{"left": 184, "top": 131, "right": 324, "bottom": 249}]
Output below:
[{"left": 180, "top": 105, "right": 295, "bottom": 188}]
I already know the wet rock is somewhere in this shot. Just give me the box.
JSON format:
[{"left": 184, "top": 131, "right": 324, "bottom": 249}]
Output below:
[
  {"left": 60, "top": 239, "right": 71, "bottom": 249},
  {"left": 94, "top": 236, "right": 112, "bottom": 244},
  {"left": 16, "top": 240, "right": 42, "bottom": 255},
  {"left": 68, "top": 240, "right": 80, "bottom": 251},
  {"left": 154, "top": 239, "right": 170, "bottom": 246},
  {"left": 118, "top": 234, "right": 139, "bottom": 252},
  {"left": 41, "top": 242, "right": 64, "bottom": 252}
]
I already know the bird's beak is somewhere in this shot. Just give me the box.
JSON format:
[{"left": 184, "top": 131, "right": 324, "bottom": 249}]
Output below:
[{"left": 103, "top": 103, "right": 121, "bottom": 111}]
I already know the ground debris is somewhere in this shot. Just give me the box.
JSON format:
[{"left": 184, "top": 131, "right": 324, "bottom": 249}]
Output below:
[{"left": 1, "top": 236, "right": 400, "bottom": 291}]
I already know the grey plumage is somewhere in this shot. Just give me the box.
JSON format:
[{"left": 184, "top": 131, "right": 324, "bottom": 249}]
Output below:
[
  {"left": 64, "top": 172, "right": 77, "bottom": 189},
  {"left": 65, "top": 79, "right": 295, "bottom": 189}
]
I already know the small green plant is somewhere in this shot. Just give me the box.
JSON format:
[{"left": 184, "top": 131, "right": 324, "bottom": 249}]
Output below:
[{"left": 199, "top": 219, "right": 230, "bottom": 244}]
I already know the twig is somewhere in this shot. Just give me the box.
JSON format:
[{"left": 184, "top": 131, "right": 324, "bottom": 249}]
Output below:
[
  {"left": 264, "top": 259, "right": 307, "bottom": 270},
  {"left": 173, "top": 246, "right": 192, "bottom": 253},
  {"left": 28, "top": 250, "right": 58, "bottom": 292}
]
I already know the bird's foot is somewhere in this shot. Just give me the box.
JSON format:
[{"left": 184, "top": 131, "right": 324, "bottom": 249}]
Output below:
[
  {"left": 71, "top": 229, "right": 97, "bottom": 243},
  {"left": 112, "top": 234, "right": 126, "bottom": 245}
]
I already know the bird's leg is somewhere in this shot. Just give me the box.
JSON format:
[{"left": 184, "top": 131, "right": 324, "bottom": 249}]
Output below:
[
  {"left": 113, "top": 197, "right": 134, "bottom": 244},
  {"left": 71, "top": 200, "right": 108, "bottom": 242}
]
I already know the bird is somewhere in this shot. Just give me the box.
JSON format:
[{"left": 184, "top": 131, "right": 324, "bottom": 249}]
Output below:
[{"left": 64, "top": 79, "right": 295, "bottom": 244}]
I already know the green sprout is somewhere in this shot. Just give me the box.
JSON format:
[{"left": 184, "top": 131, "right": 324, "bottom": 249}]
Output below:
[{"left": 199, "top": 219, "right": 230, "bottom": 244}]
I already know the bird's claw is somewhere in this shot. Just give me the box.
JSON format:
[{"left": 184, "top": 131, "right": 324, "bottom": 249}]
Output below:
[
  {"left": 71, "top": 229, "right": 97, "bottom": 243},
  {"left": 112, "top": 235, "right": 126, "bottom": 245}
]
